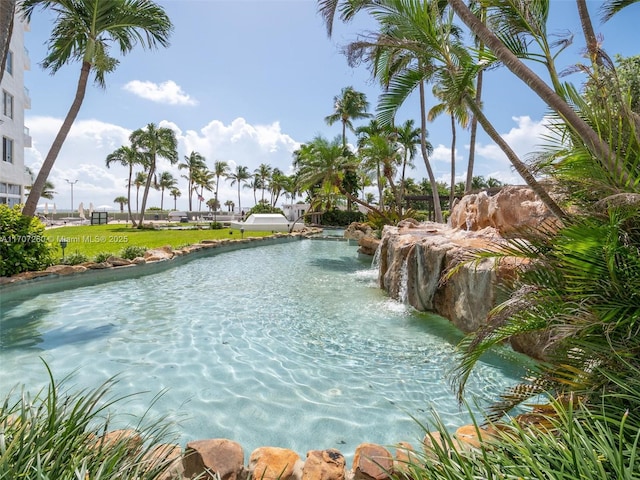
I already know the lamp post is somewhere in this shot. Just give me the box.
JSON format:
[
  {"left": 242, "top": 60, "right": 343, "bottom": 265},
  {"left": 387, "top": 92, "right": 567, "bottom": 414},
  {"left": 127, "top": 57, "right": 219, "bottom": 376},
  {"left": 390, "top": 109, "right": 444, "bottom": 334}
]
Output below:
[
  {"left": 240, "top": 227, "right": 244, "bottom": 239},
  {"left": 60, "top": 238, "right": 67, "bottom": 261},
  {"left": 65, "top": 179, "right": 78, "bottom": 217}
]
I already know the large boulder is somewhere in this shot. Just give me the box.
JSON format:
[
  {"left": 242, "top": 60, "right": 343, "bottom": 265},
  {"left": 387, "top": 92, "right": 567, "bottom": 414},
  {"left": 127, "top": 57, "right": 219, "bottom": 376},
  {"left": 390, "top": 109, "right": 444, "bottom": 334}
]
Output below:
[
  {"left": 248, "top": 446, "right": 302, "bottom": 480},
  {"left": 449, "top": 185, "right": 554, "bottom": 237},
  {"left": 183, "top": 439, "right": 244, "bottom": 480},
  {"left": 302, "top": 449, "right": 345, "bottom": 480},
  {"left": 352, "top": 443, "right": 393, "bottom": 480}
]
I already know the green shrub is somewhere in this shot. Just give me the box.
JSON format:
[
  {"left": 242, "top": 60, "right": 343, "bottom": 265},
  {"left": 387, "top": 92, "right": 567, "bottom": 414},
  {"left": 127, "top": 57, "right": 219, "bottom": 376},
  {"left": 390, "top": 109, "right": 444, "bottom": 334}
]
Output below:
[
  {"left": 210, "top": 222, "right": 223, "bottom": 229},
  {"left": 246, "top": 204, "right": 284, "bottom": 216},
  {"left": 61, "top": 252, "right": 89, "bottom": 265},
  {"left": 0, "top": 204, "right": 55, "bottom": 276},
  {"left": 120, "top": 245, "right": 148, "bottom": 260},
  {"left": 320, "top": 209, "right": 364, "bottom": 226},
  {"left": 94, "top": 251, "right": 111, "bottom": 263}
]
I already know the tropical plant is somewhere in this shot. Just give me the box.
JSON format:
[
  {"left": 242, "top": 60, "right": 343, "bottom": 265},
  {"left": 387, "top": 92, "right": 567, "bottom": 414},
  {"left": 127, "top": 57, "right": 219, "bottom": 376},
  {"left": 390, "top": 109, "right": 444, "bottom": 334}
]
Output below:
[
  {"left": 169, "top": 187, "right": 181, "bottom": 210},
  {"left": 255, "top": 163, "right": 272, "bottom": 203},
  {"left": 0, "top": 363, "right": 180, "bottom": 479},
  {"left": 157, "top": 171, "right": 177, "bottom": 211},
  {"left": 120, "top": 244, "right": 148, "bottom": 260},
  {"left": 0, "top": 204, "right": 55, "bottom": 276},
  {"left": 178, "top": 151, "right": 207, "bottom": 211},
  {"left": 325, "top": 86, "right": 372, "bottom": 147},
  {"left": 25, "top": 179, "right": 56, "bottom": 200},
  {"left": 20, "top": 0, "right": 172, "bottom": 217},
  {"left": 113, "top": 195, "right": 128, "bottom": 213},
  {"left": 106, "top": 144, "right": 144, "bottom": 226},
  {"left": 193, "top": 168, "right": 214, "bottom": 212},
  {"left": 227, "top": 165, "right": 251, "bottom": 214},
  {"left": 131, "top": 171, "right": 147, "bottom": 214},
  {"left": 130, "top": 123, "right": 178, "bottom": 227},
  {"left": 0, "top": 0, "right": 15, "bottom": 84},
  {"left": 212, "top": 160, "right": 229, "bottom": 221},
  {"left": 224, "top": 199, "right": 235, "bottom": 212}
]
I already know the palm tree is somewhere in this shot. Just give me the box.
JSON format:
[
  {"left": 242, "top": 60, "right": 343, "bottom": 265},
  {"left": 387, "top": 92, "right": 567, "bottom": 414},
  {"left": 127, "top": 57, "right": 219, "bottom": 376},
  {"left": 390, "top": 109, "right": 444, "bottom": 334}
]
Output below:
[
  {"left": 193, "top": 168, "right": 215, "bottom": 212},
  {"left": 132, "top": 171, "right": 147, "bottom": 214},
  {"left": 178, "top": 151, "right": 206, "bottom": 211},
  {"left": 113, "top": 195, "right": 128, "bottom": 213},
  {"left": 255, "top": 163, "right": 272, "bottom": 203},
  {"left": 394, "top": 119, "right": 424, "bottom": 213},
  {"left": 130, "top": 123, "right": 178, "bottom": 227},
  {"left": 325, "top": 86, "right": 372, "bottom": 148},
  {"left": 206, "top": 197, "right": 219, "bottom": 212},
  {"left": 224, "top": 199, "right": 234, "bottom": 212},
  {"left": 295, "top": 135, "right": 387, "bottom": 219},
  {"left": 212, "top": 160, "right": 229, "bottom": 222},
  {"left": 25, "top": 179, "right": 56, "bottom": 200},
  {"left": 157, "top": 171, "right": 177, "bottom": 211},
  {"left": 21, "top": 0, "right": 172, "bottom": 217},
  {"left": 227, "top": 165, "right": 251, "bottom": 215},
  {"left": 169, "top": 187, "right": 181, "bottom": 210},
  {"left": 106, "top": 144, "right": 144, "bottom": 227}
]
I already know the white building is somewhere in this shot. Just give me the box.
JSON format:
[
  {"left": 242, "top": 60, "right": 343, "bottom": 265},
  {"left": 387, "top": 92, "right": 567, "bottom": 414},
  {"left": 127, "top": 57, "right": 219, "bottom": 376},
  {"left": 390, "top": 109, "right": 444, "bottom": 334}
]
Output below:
[{"left": 0, "top": 11, "right": 32, "bottom": 207}]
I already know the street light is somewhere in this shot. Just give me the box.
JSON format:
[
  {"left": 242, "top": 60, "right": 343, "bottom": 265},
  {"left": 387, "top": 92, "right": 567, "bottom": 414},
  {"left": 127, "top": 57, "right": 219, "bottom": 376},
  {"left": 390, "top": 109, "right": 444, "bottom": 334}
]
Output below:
[
  {"left": 65, "top": 179, "right": 78, "bottom": 217},
  {"left": 240, "top": 227, "right": 244, "bottom": 239}
]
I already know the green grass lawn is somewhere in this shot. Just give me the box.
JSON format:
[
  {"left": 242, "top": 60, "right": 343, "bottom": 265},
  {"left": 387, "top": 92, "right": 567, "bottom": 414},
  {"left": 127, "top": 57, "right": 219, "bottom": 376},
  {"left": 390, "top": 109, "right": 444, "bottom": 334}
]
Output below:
[{"left": 45, "top": 224, "right": 273, "bottom": 260}]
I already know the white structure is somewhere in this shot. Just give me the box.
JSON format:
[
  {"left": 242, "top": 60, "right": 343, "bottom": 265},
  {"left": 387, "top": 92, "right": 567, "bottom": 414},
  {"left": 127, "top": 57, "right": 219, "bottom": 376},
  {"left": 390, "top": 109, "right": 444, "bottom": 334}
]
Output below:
[
  {"left": 0, "top": 10, "right": 32, "bottom": 207},
  {"left": 282, "top": 203, "right": 309, "bottom": 222},
  {"left": 229, "top": 213, "right": 304, "bottom": 232}
]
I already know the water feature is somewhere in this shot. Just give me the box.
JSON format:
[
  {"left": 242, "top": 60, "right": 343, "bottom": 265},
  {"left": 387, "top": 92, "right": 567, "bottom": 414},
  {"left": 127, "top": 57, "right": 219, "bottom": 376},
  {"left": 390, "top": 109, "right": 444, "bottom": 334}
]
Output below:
[{"left": 0, "top": 240, "right": 524, "bottom": 457}]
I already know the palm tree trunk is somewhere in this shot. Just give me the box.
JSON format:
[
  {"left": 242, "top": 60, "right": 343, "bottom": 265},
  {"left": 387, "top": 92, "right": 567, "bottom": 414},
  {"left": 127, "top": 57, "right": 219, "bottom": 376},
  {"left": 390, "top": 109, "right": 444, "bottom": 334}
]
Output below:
[
  {"left": 0, "top": 0, "right": 15, "bottom": 85},
  {"left": 419, "top": 80, "right": 443, "bottom": 223},
  {"left": 447, "top": 0, "right": 630, "bottom": 187},
  {"left": 237, "top": 185, "right": 242, "bottom": 214},
  {"left": 160, "top": 188, "right": 165, "bottom": 211},
  {"left": 576, "top": 0, "right": 604, "bottom": 68},
  {"left": 137, "top": 159, "right": 155, "bottom": 228},
  {"left": 127, "top": 165, "right": 137, "bottom": 227},
  {"left": 464, "top": 93, "right": 566, "bottom": 220},
  {"left": 449, "top": 113, "right": 456, "bottom": 209},
  {"left": 188, "top": 177, "right": 193, "bottom": 211},
  {"left": 465, "top": 69, "right": 483, "bottom": 194},
  {"left": 23, "top": 62, "right": 90, "bottom": 216},
  {"left": 338, "top": 185, "right": 390, "bottom": 223}
]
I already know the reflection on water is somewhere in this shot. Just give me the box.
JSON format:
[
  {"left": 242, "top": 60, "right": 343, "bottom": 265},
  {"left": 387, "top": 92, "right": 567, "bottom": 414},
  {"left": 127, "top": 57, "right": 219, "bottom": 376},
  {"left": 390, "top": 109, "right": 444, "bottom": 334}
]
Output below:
[{"left": 0, "top": 240, "right": 526, "bottom": 457}]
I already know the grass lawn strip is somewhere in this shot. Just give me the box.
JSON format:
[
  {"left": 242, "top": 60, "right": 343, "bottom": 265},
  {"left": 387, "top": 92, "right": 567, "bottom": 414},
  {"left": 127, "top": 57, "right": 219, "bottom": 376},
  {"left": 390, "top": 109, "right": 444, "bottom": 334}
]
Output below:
[{"left": 45, "top": 224, "right": 272, "bottom": 259}]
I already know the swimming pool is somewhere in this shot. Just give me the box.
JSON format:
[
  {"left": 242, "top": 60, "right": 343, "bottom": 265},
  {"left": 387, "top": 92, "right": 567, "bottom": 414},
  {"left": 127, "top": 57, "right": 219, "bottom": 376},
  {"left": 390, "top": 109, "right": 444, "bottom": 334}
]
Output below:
[{"left": 0, "top": 239, "right": 524, "bottom": 456}]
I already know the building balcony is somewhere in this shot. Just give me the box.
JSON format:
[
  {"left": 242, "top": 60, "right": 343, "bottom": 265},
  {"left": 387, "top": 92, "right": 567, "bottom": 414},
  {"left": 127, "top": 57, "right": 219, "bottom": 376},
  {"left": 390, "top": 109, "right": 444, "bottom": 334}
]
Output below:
[
  {"left": 24, "top": 126, "right": 32, "bottom": 148},
  {"left": 23, "top": 47, "right": 30, "bottom": 70},
  {"left": 24, "top": 86, "right": 31, "bottom": 109}
]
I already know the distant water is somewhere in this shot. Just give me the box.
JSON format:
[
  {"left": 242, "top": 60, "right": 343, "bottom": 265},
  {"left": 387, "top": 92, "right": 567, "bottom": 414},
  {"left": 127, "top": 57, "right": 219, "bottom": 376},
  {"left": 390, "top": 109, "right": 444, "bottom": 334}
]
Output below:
[{"left": 0, "top": 240, "right": 524, "bottom": 458}]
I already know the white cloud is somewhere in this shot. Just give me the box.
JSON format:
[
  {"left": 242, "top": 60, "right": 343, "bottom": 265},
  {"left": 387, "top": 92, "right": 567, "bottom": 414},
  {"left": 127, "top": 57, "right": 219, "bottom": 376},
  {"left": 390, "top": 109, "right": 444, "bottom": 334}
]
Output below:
[{"left": 123, "top": 80, "right": 198, "bottom": 106}]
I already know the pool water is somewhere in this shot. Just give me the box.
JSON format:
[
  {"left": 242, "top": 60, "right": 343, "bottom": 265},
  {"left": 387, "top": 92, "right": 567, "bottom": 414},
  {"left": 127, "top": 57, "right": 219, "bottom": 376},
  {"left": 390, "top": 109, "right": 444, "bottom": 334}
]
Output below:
[{"left": 0, "top": 240, "right": 524, "bottom": 456}]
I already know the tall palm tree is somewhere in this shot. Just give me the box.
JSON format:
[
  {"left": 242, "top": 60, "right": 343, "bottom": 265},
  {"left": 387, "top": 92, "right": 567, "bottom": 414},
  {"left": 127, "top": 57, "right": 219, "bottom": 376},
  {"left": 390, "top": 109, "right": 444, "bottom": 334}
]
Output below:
[
  {"left": 130, "top": 123, "right": 178, "bottom": 227},
  {"left": 178, "top": 151, "right": 206, "bottom": 211},
  {"left": 157, "top": 171, "right": 176, "bottom": 211},
  {"left": 255, "top": 163, "right": 272, "bottom": 203},
  {"left": 106, "top": 144, "right": 144, "bottom": 227},
  {"left": 193, "top": 168, "right": 215, "bottom": 212},
  {"left": 224, "top": 199, "right": 234, "bottom": 212},
  {"left": 113, "top": 195, "right": 128, "bottom": 213},
  {"left": 227, "top": 165, "right": 251, "bottom": 215},
  {"left": 394, "top": 119, "right": 424, "bottom": 213},
  {"left": 325, "top": 86, "right": 372, "bottom": 148},
  {"left": 212, "top": 160, "right": 229, "bottom": 222},
  {"left": 169, "top": 187, "right": 180, "bottom": 210},
  {"left": 446, "top": 0, "right": 626, "bottom": 188},
  {"left": 21, "top": 0, "right": 172, "bottom": 217},
  {"left": 132, "top": 171, "right": 146, "bottom": 214}
]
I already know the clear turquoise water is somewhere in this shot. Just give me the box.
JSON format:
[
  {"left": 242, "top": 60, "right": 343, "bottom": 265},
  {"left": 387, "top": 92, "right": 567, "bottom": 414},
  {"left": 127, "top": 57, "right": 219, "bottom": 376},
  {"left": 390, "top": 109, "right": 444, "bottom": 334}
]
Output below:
[{"left": 0, "top": 239, "right": 524, "bottom": 457}]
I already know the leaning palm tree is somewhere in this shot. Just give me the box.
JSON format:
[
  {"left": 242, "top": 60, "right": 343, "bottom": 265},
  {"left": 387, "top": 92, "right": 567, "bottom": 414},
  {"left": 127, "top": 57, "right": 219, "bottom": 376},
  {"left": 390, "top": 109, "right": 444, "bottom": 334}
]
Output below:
[
  {"left": 106, "top": 144, "right": 144, "bottom": 227},
  {"left": 325, "top": 86, "right": 372, "bottom": 148},
  {"left": 394, "top": 119, "right": 423, "bottom": 214},
  {"left": 113, "top": 195, "right": 128, "bottom": 213},
  {"left": 21, "top": 0, "right": 172, "bottom": 217},
  {"left": 227, "top": 165, "right": 251, "bottom": 215},
  {"left": 192, "top": 168, "right": 215, "bottom": 212},
  {"left": 130, "top": 123, "right": 178, "bottom": 227},
  {"left": 255, "top": 163, "right": 272, "bottom": 203},
  {"left": 132, "top": 171, "right": 146, "bottom": 214}
]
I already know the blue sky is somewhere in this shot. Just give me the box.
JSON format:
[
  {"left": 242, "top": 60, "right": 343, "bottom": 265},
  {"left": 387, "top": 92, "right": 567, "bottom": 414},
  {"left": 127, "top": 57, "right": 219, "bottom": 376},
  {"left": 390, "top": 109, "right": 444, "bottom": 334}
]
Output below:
[{"left": 23, "top": 0, "right": 638, "bottom": 212}]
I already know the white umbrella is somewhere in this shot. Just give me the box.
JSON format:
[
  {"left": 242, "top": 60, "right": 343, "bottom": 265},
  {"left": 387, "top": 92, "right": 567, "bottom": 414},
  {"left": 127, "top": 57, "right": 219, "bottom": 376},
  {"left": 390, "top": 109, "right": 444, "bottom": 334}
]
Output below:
[
  {"left": 78, "top": 202, "right": 85, "bottom": 219},
  {"left": 43, "top": 203, "right": 49, "bottom": 215},
  {"left": 53, "top": 203, "right": 57, "bottom": 215},
  {"left": 89, "top": 202, "right": 94, "bottom": 216}
]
